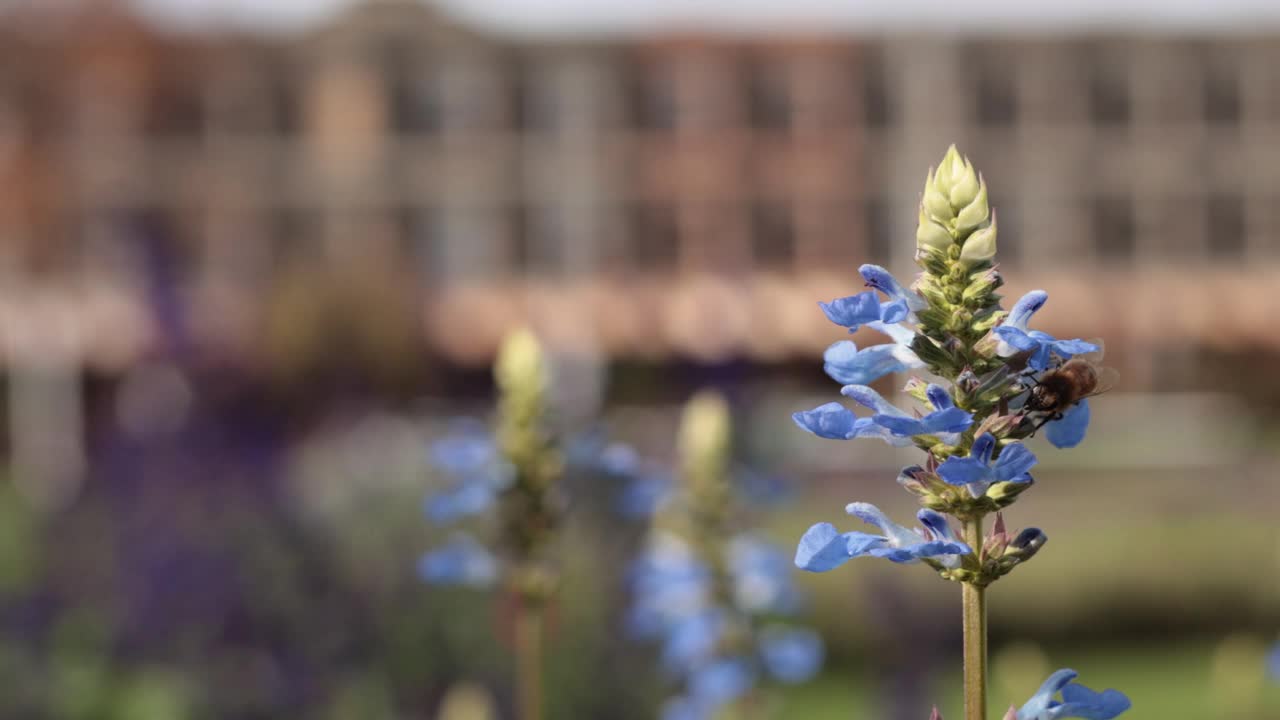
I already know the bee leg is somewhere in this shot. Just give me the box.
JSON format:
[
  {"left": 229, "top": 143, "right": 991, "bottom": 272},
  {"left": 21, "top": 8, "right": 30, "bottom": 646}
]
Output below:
[{"left": 1026, "top": 412, "right": 1064, "bottom": 438}]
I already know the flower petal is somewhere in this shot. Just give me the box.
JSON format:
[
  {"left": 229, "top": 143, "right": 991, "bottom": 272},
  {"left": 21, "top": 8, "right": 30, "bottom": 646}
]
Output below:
[
  {"left": 1017, "top": 669, "right": 1079, "bottom": 720},
  {"left": 1007, "top": 290, "right": 1048, "bottom": 331},
  {"left": 418, "top": 534, "right": 498, "bottom": 587},
  {"left": 840, "top": 385, "right": 907, "bottom": 416},
  {"left": 1053, "top": 683, "right": 1132, "bottom": 719},
  {"left": 1045, "top": 399, "right": 1091, "bottom": 449},
  {"left": 759, "top": 627, "right": 824, "bottom": 684},
  {"left": 993, "top": 442, "right": 1038, "bottom": 482},
  {"left": 823, "top": 341, "right": 923, "bottom": 385},
  {"left": 792, "top": 402, "right": 859, "bottom": 440},
  {"left": 937, "top": 456, "right": 993, "bottom": 487},
  {"left": 818, "top": 291, "right": 881, "bottom": 331},
  {"left": 859, "top": 263, "right": 927, "bottom": 312}
]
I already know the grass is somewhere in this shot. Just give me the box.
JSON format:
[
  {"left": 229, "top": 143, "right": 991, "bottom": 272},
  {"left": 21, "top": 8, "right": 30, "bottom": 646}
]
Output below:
[{"left": 778, "top": 639, "right": 1280, "bottom": 718}]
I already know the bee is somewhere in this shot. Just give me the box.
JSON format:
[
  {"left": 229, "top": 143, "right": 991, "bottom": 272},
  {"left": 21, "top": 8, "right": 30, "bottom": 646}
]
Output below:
[{"left": 1025, "top": 357, "right": 1117, "bottom": 417}]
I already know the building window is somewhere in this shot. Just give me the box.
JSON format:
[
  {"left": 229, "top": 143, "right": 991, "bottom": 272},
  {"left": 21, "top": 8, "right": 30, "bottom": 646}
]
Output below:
[
  {"left": 865, "top": 197, "right": 892, "bottom": 266},
  {"left": 1089, "top": 58, "right": 1130, "bottom": 127},
  {"left": 861, "top": 48, "right": 893, "bottom": 129},
  {"left": 749, "top": 62, "right": 791, "bottom": 132},
  {"left": 751, "top": 202, "right": 794, "bottom": 268},
  {"left": 1091, "top": 195, "right": 1135, "bottom": 261},
  {"left": 1206, "top": 193, "right": 1245, "bottom": 259},
  {"left": 630, "top": 65, "right": 677, "bottom": 132},
  {"left": 1203, "top": 62, "right": 1241, "bottom": 127},
  {"left": 975, "top": 49, "right": 1018, "bottom": 127},
  {"left": 384, "top": 48, "right": 442, "bottom": 134},
  {"left": 631, "top": 204, "right": 678, "bottom": 270}
]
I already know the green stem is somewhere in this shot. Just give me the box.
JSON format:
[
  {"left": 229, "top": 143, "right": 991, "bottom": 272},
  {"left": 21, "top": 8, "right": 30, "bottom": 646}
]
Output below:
[
  {"left": 515, "top": 599, "right": 544, "bottom": 720},
  {"left": 962, "top": 516, "right": 988, "bottom": 720}
]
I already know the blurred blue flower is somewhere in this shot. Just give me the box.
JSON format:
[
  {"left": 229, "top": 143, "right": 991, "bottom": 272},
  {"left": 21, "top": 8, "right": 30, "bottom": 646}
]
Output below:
[
  {"left": 424, "top": 423, "right": 512, "bottom": 523},
  {"left": 936, "top": 433, "right": 1036, "bottom": 495},
  {"left": 758, "top": 626, "right": 823, "bottom": 684},
  {"left": 1268, "top": 642, "right": 1280, "bottom": 681},
  {"left": 661, "top": 659, "right": 755, "bottom": 720},
  {"left": 843, "top": 384, "right": 973, "bottom": 439},
  {"left": 993, "top": 291, "right": 1098, "bottom": 371},
  {"left": 417, "top": 533, "right": 498, "bottom": 587},
  {"left": 599, "top": 442, "right": 675, "bottom": 517},
  {"left": 728, "top": 534, "right": 800, "bottom": 614},
  {"left": 795, "top": 503, "right": 970, "bottom": 572},
  {"left": 1044, "top": 399, "right": 1090, "bottom": 449},
  {"left": 628, "top": 532, "right": 711, "bottom": 639},
  {"left": 1016, "top": 669, "right": 1130, "bottom": 720}
]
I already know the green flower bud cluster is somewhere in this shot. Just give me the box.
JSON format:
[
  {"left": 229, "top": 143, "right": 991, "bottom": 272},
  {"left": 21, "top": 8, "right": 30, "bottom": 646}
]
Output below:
[
  {"left": 494, "top": 329, "right": 564, "bottom": 602},
  {"left": 912, "top": 145, "right": 1005, "bottom": 380}
]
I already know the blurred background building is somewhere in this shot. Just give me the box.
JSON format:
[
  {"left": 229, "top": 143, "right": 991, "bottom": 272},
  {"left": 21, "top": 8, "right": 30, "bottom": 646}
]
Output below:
[{"left": 0, "top": 0, "right": 1275, "bottom": 374}]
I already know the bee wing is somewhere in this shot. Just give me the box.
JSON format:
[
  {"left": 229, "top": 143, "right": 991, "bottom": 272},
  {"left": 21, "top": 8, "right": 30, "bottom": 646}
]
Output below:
[{"left": 1089, "top": 365, "right": 1121, "bottom": 396}]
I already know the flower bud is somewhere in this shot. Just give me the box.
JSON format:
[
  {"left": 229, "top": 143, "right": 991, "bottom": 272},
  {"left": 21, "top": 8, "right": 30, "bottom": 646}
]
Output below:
[
  {"left": 930, "top": 706, "right": 944, "bottom": 720},
  {"left": 917, "top": 205, "right": 954, "bottom": 252},
  {"left": 962, "top": 268, "right": 1002, "bottom": 302},
  {"left": 923, "top": 172, "right": 955, "bottom": 223},
  {"left": 495, "top": 328, "right": 549, "bottom": 395},
  {"left": 954, "top": 178, "right": 989, "bottom": 234},
  {"left": 959, "top": 216, "right": 997, "bottom": 268},
  {"left": 1002, "top": 706, "right": 1018, "bottom": 720},
  {"left": 986, "top": 477, "right": 1033, "bottom": 506},
  {"left": 678, "top": 391, "right": 732, "bottom": 496},
  {"left": 1009, "top": 527, "right": 1047, "bottom": 557}
]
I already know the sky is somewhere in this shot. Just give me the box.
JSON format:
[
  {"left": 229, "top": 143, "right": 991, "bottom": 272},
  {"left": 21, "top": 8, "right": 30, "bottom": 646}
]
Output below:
[{"left": 126, "top": 0, "right": 1280, "bottom": 35}]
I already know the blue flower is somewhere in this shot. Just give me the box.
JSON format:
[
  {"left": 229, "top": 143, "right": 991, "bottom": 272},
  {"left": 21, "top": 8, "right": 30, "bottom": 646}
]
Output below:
[
  {"left": 628, "top": 533, "right": 711, "bottom": 638},
  {"left": 818, "top": 291, "right": 884, "bottom": 331},
  {"left": 417, "top": 533, "right": 499, "bottom": 587},
  {"left": 758, "top": 626, "right": 824, "bottom": 684},
  {"left": 822, "top": 339, "right": 924, "bottom": 386},
  {"left": 860, "top": 263, "right": 927, "bottom": 316},
  {"left": 817, "top": 265, "right": 926, "bottom": 332},
  {"left": 424, "top": 425, "right": 513, "bottom": 523},
  {"left": 1268, "top": 642, "right": 1280, "bottom": 681},
  {"left": 1016, "top": 669, "right": 1131, "bottom": 720},
  {"left": 601, "top": 443, "right": 675, "bottom": 517},
  {"left": 660, "top": 659, "right": 756, "bottom": 720},
  {"left": 794, "top": 503, "right": 971, "bottom": 571},
  {"left": 791, "top": 401, "right": 912, "bottom": 446},
  {"left": 728, "top": 534, "right": 800, "bottom": 614},
  {"left": 993, "top": 291, "right": 1099, "bottom": 371},
  {"left": 936, "top": 433, "right": 1036, "bottom": 495},
  {"left": 842, "top": 384, "right": 973, "bottom": 439},
  {"left": 1044, "top": 399, "right": 1090, "bottom": 449}
]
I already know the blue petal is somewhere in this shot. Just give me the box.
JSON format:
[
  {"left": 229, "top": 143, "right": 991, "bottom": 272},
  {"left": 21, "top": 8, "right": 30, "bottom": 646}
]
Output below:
[
  {"left": 819, "top": 291, "right": 881, "bottom": 330},
  {"left": 424, "top": 480, "right": 499, "bottom": 523},
  {"left": 1018, "top": 669, "right": 1079, "bottom": 720},
  {"left": 1051, "top": 338, "right": 1100, "bottom": 356},
  {"left": 823, "top": 341, "right": 922, "bottom": 385},
  {"left": 418, "top": 534, "right": 498, "bottom": 587},
  {"left": 867, "top": 320, "right": 916, "bottom": 346},
  {"left": 430, "top": 424, "right": 498, "bottom": 473},
  {"left": 840, "top": 384, "right": 904, "bottom": 415},
  {"left": 689, "top": 658, "right": 755, "bottom": 706},
  {"left": 729, "top": 535, "right": 799, "bottom": 614},
  {"left": 993, "top": 326, "right": 1040, "bottom": 352},
  {"left": 879, "top": 298, "right": 911, "bottom": 324},
  {"left": 759, "top": 627, "right": 824, "bottom": 684},
  {"left": 937, "top": 456, "right": 993, "bottom": 486},
  {"left": 1053, "top": 683, "right": 1132, "bottom": 719},
  {"left": 993, "top": 443, "right": 1038, "bottom": 482},
  {"left": 1046, "top": 399, "right": 1090, "bottom": 449},
  {"left": 616, "top": 472, "right": 673, "bottom": 517},
  {"left": 970, "top": 433, "right": 998, "bottom": 464},
  {"left": 794, "top": 523, "right": 850, "bottom": 571},
  {"left": 792, "top": 402, "right": 859, "bottom": 440},
  {"left": 661, "top": 610, "right": 723, "bottom": 673},
  {"left": 599, "top": 443, "right": 641, "bottom": 475},
  {"left": 859, "top": 264, "right": 927, "bottom": 311},
  {"left": 867, "top": 540, "right": 970, "bottom": 564},
  {"left": 920, "top": 407, "right": 975, "bottom": 434},
  {"left": 926, "top": 384, "right": 955, "bottom": 410},
  {"left": 917, "top": 509, "right": 958, "bottom": 542},
  {"left": 1007, "top": 290, "right": 1048, "bottom": 330}
]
